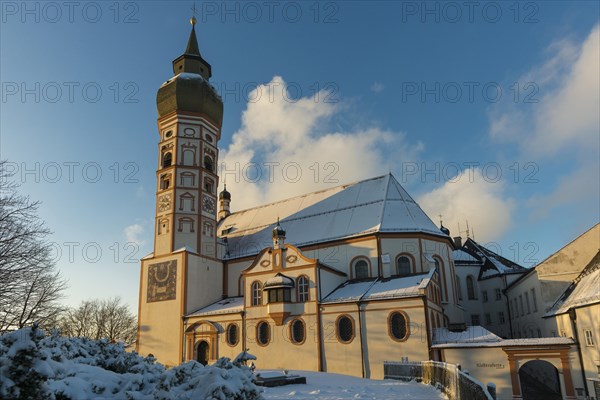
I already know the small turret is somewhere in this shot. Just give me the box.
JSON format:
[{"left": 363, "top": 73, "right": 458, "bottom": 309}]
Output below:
[
  {"left": 272, "top": 218, "right": 286, "bottom": 249},
  {"left": 218, "top": 184, "right": 231, "bottom": 220}
]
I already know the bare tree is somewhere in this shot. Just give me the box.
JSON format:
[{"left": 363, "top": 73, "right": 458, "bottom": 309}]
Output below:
[
  {"left": 58, "top": 297, "right": 137, "bottom": 345},
  {"left": 0, "top": 161, "right": 67, "bottom": 333}
]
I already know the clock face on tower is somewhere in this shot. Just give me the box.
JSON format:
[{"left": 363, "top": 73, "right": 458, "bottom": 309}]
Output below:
[
  {"left": 158, "top": 194, "right": 171, "bottom": 212},
  {"left": 202, "top": 194, "right": 215, "bottom": 214}
]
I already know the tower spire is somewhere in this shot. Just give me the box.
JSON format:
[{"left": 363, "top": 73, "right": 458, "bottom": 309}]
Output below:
[
  {"left": 171, "top": 13, "right": 212, "bottom": 79},
  {"left": 185, "top": 12, "right": 200, "bottom": 56}
]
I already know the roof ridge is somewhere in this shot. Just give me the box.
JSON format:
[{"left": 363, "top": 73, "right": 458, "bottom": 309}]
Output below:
[
  {"left": 389, "top": 173, "right": 420, "bottom": 229},
  {"left": 378, "top": 174, "right": 392, "bottom": 231},
  {"left": 533, "top": 222, "right": 600, "bottom": 268},
  {"left": 222, "top": 174, "right": 389, "bottom": 218}
]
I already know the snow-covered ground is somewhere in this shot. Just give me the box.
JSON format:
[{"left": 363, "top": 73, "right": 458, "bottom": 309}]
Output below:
[{"left": 259, "top": 370, "right": 447, "bottom": 400}]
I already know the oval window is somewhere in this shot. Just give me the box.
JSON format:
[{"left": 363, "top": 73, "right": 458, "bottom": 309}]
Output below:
[{"left": 337, "top": 315, "right": 354, "bottom": 343}]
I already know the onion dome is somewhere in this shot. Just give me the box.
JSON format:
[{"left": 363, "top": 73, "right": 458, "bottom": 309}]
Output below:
[
  {"left": 440, "top": 224, "right": 450, "bottom": 236},
  {"left": 156, "top": 19, "right": 223, "bottom": 126},
  {"left": 219, "top": 184, "right": 231, "bottom": 200},
  {"left": 272, "top": 218, "right": 286, "bottom": 238}
]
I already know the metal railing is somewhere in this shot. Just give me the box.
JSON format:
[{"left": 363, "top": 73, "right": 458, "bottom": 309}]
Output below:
[{"left": 384, "top": 361, "right": 494, "bottom": 400}]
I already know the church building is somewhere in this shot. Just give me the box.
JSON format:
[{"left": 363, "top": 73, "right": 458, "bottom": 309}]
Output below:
[
  {"left": 136, "top": 19, "right": 463, "bottom": 379},
  {"left": 136, "top": 20, "right": 596, "bottom": 399}
]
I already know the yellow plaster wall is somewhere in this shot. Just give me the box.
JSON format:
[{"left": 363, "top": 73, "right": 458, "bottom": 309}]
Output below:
[{"left": 137, "top": 253, "right": 185, "bottom": 367}]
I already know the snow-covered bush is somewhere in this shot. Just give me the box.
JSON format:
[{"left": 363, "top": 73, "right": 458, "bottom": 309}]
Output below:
[{"left": 0, "top": 327, "right": 262, "bottom": 400}]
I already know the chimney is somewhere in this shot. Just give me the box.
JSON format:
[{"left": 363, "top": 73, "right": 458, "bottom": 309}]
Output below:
[{"left": 453, "top": 236, "right": 463, "bottom": 248}]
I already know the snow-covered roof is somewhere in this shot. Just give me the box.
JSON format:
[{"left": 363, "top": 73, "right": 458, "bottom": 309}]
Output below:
[
  {"left": 452, "top": 249, "right": 479, "bottom": 263},
  {"left": 433, "top": 326, "right": 501, "bottom": 345},
  {"left": 454, "top": 239, "right": 527, "bottom": 279},
  {"left": 264, "top": 273, "right": 295, "bottom": 289},
  {"left": 186, "top": 297, "right": 244, "bottom": 317},
  {"left": 218, "top": 174, "right": 446, "bottom": 259},
  {"left": 322, "top": 270, "right": 433, "bottom": 304},
  {"left": 545, "top": 251, "right": 600, "bottom": 317},
  {"left": 322, "top": 280, "right": 377, "bottom": 303},
  {"left": 432, "top": 326, "right": 574, "bottom": 348}
]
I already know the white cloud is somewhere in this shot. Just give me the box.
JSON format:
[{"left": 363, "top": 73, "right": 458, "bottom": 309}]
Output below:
[
  {"left": 527, "top": 162, "right": 600, "bottom": 221},
  {"left": 219, "top": 76, "right": 423, "bottom": 211},
  {"left": 417, "top": 169, "right": 515, "bottom": 242},
  {"left": 488, "top": 24, "right": 599, "bottom": 223},
  {"left": 489, "top": 24, "right": 600, "bottom": 156},
  {"left": 124, "top": 223, "right": 145, "bottom": 246},
  {"left": 370, "top": 82, "right": 385, "bottom": 93}
]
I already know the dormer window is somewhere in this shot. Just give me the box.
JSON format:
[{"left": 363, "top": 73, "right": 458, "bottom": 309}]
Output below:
[
  {"left": 264, "top": 273, "right": 294, "bottom": 303},
  {"left": 352, "top": 258, "right": 370, "bottom": 279}
]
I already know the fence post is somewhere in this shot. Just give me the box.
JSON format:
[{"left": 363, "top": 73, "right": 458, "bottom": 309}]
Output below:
[{"left": 487, "top": 383, "right": 497, "bottom": 400}]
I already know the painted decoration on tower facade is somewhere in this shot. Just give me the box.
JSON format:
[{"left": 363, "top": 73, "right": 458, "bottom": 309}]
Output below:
[{"left": 147, "top": 260, "right": 177, "bottom": 302}]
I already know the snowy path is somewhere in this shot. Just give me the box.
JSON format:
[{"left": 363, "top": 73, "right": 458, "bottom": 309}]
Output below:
[{"left": 259, "top": 370, "right": 447, "bottom": 399}]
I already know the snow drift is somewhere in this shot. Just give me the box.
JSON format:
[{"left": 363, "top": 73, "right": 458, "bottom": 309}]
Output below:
[{"left": 0, "top": 326, "right": 261, "bottom": 400}]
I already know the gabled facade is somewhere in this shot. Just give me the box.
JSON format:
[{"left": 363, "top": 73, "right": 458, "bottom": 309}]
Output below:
[
  {"left": 544, "top": 251, "right": 600, "bottom": 398},
  {"left": 453, "top": 238, "right": 528, "bottom": 338},
  {"left": 505, "top": 223, "right": 600, "bottom": 339}
]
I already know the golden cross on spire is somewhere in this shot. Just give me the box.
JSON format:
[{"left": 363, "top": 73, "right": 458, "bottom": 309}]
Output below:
[{"left": 190, "top": 3, "right": 198, "bottom": 26}]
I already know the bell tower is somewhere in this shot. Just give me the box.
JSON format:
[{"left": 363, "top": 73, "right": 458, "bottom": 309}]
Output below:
[
  {"left": 137, "top": 17, "right": 224, "bottom": 366},
  {"left": 154, "top": 16, "right": 224, "bottom": 258}
]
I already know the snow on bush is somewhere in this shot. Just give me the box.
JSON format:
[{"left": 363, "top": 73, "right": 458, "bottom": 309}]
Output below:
[{"left": 0, "top": 326, "right": 262, "bottom": 400}]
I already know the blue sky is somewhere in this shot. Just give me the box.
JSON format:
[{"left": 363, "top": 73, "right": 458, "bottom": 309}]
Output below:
[{"left": 1, "top": 1, "right": 599, "bottom": 311}]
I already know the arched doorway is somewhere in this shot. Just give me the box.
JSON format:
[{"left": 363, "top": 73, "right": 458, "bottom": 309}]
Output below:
[
  {"left": 196, "top": 340, "right": 209, "bottom": 366},
  {"left": 518, "top": 360, "right": 561, "bottom": 400}
]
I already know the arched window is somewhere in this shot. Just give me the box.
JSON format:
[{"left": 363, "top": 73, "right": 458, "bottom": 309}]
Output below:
[
  {"left": 226, "top": 324, "right": 238, "bottom": 346},
  {"left": 204, "top": 155, "right": 214, "bottom": 172},
  {"left": 162, "top": 152, "right": 172, "bottom": 168},
  {"left": 182, "top": 148, "right": 195, "bottom": 165},
  {"left": 290, "top": 319, "right": 305, "bottom": 344},
  {"left": 179, "top": 192, "right": 195, "bottom": 211},
  {"left": 203, "top": 222, "right": 213, "bottom": 237},
  {"left": 353, "top": 258, "right": 369, "bottom": 279},
  {"left": 159, "top": 174, "right": 171, "bottom": 190},
  {"left": 178, "top": 217, "right": 194, "bottom": 233},
  {"left": 433, "top": 256, "right": 447, "bottom": 302},
  {"left": 256, "top": 321, "right": 270, "bottom": 346},
  {"left": 466, "top": 275, "right": 477, "bottom": 300},
  {"left": 396, "top": 256, "right": 412, "bottom": 276},
  {"left": 336, "top": 315, "right": 354, "bottom": 343},
  {"left": 158, "top": 218, "right": 169, "bottom": 235},
  {"left": 388, "top": 311, "right": 409, "bottom": 341},
  {"left": 204, "top": 177, "right": 214, "bottom": 194},
  {"left": 251, "top": 281, "right": 262, "bottom": 306},
  {"left": 180, "top": 172, "right": 195, "bottom": 186},
  {"left": 455, "top": 275, "right": 462, "bottom": 300},
  {"left": 297, "top": 276, "right": 309, "bottom": 302}
]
